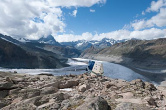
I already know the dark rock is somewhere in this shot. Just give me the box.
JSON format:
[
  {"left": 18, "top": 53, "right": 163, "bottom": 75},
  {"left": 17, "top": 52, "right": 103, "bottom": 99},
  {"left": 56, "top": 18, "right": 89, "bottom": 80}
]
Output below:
[
  {"left": 38, "top": 73, "right": 54, "bottom": 76},
  {"left": 0, "top": 90, "right": 9, "bottom": 98},
  {"left": 0, "top": 82, "right": 14, "bottom": 90},
  {"left": 76, "top": 97, "right": 111, "bottom": 110},
  {"left": 145, "top": 82, "right": 157, "bottom": 91},
  {"left": 130, "top": 79, "right": 145, "bottom": 89},
  {"left": 146, "top": 97, "right": 158, "bottom": 107}
]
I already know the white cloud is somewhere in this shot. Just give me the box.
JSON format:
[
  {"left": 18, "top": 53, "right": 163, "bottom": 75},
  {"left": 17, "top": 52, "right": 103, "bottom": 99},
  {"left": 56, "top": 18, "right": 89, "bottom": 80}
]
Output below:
[
  {"left": 0, "top": 0, "right": 106, "bottom": 39},
  {"left": 146, "top": 0, "right": 166, "bottom": 12},
  {"left": 72, "top": 10, "right": 77, "bottom": 17},
  {"left": 47, "top": 0, "right": 106, "bottom": 7},
  {"left": 131, "top": 0, "right": 166, "bottom": 30},
  {"left": 142, "top": 11, "right": 145, "bottom": 15},
  {"left": 90, "top": 9, "right": 96, "bottom": 12},
  {"left": 132, "top": 8, "right": 166, "bottom": 30},
  {"left": 56, "top": 28, "right": 166, "bottom": 42}
]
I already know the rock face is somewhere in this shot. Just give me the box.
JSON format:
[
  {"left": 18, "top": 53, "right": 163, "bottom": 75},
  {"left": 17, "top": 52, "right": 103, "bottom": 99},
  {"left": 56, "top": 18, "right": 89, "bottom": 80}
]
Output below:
[{"left": 0, "top": 72, "right": 166, "bottom": 110}]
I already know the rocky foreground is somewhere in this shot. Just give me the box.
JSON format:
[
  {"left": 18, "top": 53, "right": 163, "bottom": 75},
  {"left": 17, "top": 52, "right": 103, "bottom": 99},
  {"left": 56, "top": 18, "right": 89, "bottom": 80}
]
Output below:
[{"left": 0, "top": 72, "right": 166, "bottom": 110}]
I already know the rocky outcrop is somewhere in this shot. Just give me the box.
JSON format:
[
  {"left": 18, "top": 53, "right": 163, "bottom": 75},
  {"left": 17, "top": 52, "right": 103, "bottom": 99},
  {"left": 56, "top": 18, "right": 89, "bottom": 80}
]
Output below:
[{"left": 0, "top": 72, "right": 166, "bottom": 110}]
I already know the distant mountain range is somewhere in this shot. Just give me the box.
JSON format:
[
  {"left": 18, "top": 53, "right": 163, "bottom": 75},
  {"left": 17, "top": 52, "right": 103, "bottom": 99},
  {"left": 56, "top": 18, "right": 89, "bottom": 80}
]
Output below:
[
  {"left": 61, "top": 38, "right": 127, "bottom": 51},
  {"left": 17, "top": 35, "right": 81, "bottom": 58},
  {"left": 2, "top": 33, "right": 166, "bottom": 70}
]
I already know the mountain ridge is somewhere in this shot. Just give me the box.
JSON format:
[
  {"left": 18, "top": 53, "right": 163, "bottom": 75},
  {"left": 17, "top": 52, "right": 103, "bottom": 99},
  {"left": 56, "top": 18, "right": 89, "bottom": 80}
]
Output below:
[
  {"left": 0, "top": 34, "right": 68, "bottom": 69},
  {"left": 60, "top": 38, "right": 127, "bottom": 51},
  {"left": 80, "top": 38, "right": 166, "bottom": 70}
]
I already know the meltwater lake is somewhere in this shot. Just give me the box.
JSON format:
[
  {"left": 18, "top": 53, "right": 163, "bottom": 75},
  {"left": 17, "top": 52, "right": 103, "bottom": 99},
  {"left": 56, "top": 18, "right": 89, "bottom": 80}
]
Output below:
[{"left": 0, "top": 58, "right": 152, "bottom": 83}]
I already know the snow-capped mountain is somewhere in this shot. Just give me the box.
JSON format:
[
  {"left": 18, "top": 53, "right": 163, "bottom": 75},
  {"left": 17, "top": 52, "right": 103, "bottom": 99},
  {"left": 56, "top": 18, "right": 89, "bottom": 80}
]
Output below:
[
  {"left": 38, "top": 35, "right": 61, "bottom": 46},
  {"left": 17, "top": 35, "right": 61, "bottom": 46},
  {"left": 61, "top": 38, "right": 127, "bottom": 51}
]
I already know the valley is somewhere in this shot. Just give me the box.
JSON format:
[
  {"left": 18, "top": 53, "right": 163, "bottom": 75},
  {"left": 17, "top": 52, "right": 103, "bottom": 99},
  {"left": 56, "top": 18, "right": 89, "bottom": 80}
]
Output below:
[{"left": 0, "top": 34, "right": 166, "bottom": 84}]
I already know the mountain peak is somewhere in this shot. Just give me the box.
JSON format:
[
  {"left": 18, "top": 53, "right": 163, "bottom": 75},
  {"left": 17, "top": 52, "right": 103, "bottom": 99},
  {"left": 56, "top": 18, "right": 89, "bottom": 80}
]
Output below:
[{"left": 38, "top": 35, "right": 61, "bottom": 46}]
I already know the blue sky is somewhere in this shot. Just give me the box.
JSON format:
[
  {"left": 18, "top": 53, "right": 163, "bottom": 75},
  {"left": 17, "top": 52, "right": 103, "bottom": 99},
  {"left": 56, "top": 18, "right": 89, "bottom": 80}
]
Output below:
[
  {"left": 0, "top": 0, "right": 165, "bottom": 42},
  {"left": 63, "top": 0, "right": 153, "bottom": 34}
]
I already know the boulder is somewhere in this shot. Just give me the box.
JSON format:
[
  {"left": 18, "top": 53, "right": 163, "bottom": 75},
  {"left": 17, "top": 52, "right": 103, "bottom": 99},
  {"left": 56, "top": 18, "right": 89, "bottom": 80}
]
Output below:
[
  {"left": 42, "top": 82, "right": 59, "bottom": 88},
  {"left": 0, "top": 82, "right": 14, "bottom": 90},
  {"left": 120, "top": 92, "right": 134, "bottom": 99},
  {"left": 144, "top": 97, "right": 158, "bottom": 107},
  {"left": 76, "top": 97, "right": 110, "bottom": 110},
  {"left": 41, "top": 87, "right": 58, "bottom": 95},
  {"left": 19, "top": 88, "right": 41, "bottom": 99},
  {"left": 145, "top": 82, "right": 157, "bottom": 91},
  {"left": 12, "top": 78, "right": 25, "bottom": 84},
  {"left": 90, "top": 73, "right": 97, "bottom": 78},
  {"left": 105, "top": 82, "right": 114, "bottom": 89},
  {"left": 115, "top": 102, "right": 151, "bottom": 110},
  {"left": 0, "top": 101, "right": 7, "bottom": 109},
  {"left": 130, "top": 79, "right": 145, "bottom": 89},
  {"left": 12, "top": 97, "right": 22, "bottom": 104},
  {"left": 78, "top": 84, "right": 90, "bottom": 92},
  {"left": 59, "top": 80, "right": 79, "bottom": 89},
  {"left": 37, "top": 102, "right": 60, "bottom": 110},
  {"left": 49, "top": 93, "right": 70, "bottom": 102},
  {"left": 0, "top": 90, "right": 9, "bottom": 98}
]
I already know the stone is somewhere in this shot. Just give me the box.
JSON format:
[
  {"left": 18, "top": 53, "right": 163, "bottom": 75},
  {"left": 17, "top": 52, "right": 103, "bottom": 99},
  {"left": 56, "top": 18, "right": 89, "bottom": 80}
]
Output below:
[
  {"left": 61, "top": 99, "right": 71, "bottom": 110},
  {"left": 9, "top": 88, "right": 21, "bottom": 95},
  {"left": 130, "top": 79, "right": 145, "bottom": 89},
  {"left": 115, "top": 102, "right": 151, "bottom": 110},
  {"left": 78, "top": 84, "right": 90, "bottom": 92},
  {"left": 0, "top": 90, "right": 9, "bottom": 98},
  {"left": 90, "top": 73, "right": 97, "bottom": 78},
  {"left": 12, "top": 78, "right": 25, "bottom": 83},
  {"left": 0, "top": 100, "right": 8, "bottom": 109},
  {"left": 41, "top": 87, "right": 58, "bottom": 95},
  {"left": 5, "top": 77, "right": 13, "bottom": 83},
  {"left": 144, "top": 97, "right": 158, "bottom": 107},
  {"left": 115, "top": 98, "right": 143, "bottom": 104},
  {"left": 12, "top": 97, "right": 22, "bottom": 104},
  {"left": 42, "top": 82, "right": 59, "bottom": 88},
  {"left": 59, "top": 80, "right": 79, "bottom": 89},
  {"left": 19, "top": 88, "right": 41, "bottom": 99},
  {"left": 105, "top": 83, "right": 113, "bottom": 89},
  {"left": 120, "top": 92, "right": 134, "bottom": 99},
  {"left": 37, "top": 102, "right": 60, "bottom": 110},
  {"left": 49, "top": 93, "right": 70, "bottom": 102},
  {"left": 76, "top": 97, "right": 111, "bottom": 110},
  {"left": 145, "top": 82, "right": 157, "bottom": 91},
  {"left": 0, "top": 82, "right": 14, "bottom": 90}
]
